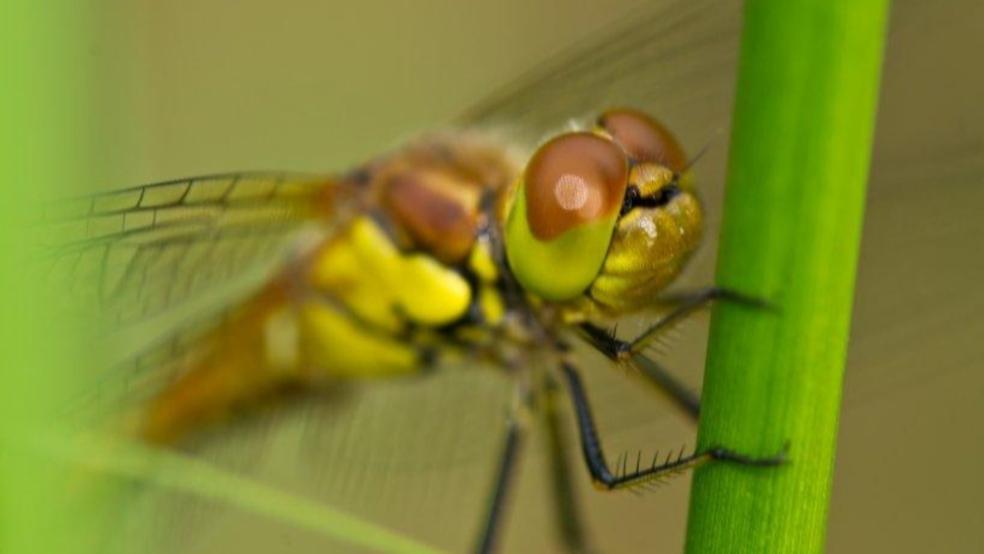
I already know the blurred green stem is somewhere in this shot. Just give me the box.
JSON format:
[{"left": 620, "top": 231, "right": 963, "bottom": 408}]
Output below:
[
  {"left": 685, "top": 1, "right": 889, "bottom": 552},
  {"left": 1, "top": 3, "right": 92, "bottom": 553}
]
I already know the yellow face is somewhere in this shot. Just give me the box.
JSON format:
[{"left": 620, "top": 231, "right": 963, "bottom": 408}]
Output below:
[
  {"left": 588, "top": 160, "right": 703, "bottom": 313},
  {"left": 504, "top": 108, "right": 703, "bottom": 315}
]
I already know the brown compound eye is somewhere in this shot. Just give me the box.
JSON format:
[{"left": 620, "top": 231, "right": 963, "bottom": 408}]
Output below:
[
  {"left": 598, "top": 108, "right": 687, "bottom": 172},
  {"left": 524, "top": 132, "right": 628, "bottom": 240}
]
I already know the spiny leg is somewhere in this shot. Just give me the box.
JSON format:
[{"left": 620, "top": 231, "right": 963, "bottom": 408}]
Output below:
[
  {"left": 580, "top": 324, "right": 700, "bottom": 421},
  {"left": 474, "top": 410, "right": 525, "bottom": 554},
  {"left": 560, "top": 362, "right": 783, "bottom": 491},
  {"left": 578, "top": 287, "right": 768, "bottom": 422},
  {"left": 624, "top": 287, "right": 770, "bottom": 354},
  {"left": 541, "top": 375, "right": 590, "bottom": 553}
]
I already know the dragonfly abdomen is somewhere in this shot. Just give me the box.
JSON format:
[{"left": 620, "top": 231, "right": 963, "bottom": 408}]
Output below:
[{"left": 140, "top": 281, "right": 298, "bottom": 442}]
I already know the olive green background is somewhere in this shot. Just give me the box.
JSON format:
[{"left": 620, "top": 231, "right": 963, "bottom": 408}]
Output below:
[{"left": 24, "top": 0, "right": 984, "bottom": 552}]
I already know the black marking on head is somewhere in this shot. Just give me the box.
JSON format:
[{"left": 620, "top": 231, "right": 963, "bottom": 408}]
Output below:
[{"left": 619, "top": 181, "right": 681, "bottom": 216}]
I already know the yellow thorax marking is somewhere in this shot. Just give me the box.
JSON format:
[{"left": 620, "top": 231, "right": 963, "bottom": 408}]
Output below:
[
  {"left": 468, "top": 236, "right": 498, "bottom": 282},
  {"left": 310, "top": 216, "right": 472, "bottom": 328},
  {"left": 300, "top": 302, "right": 418, "bottom": 377}
]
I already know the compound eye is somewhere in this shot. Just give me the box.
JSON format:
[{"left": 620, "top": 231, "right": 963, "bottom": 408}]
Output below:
[
  {"left": 598, "top": 108, "right": 687, "bottom": 172},
  {"left": 523, "top": 132, "right": 628, "bottom": 240},
  {"left": 503, "top": 132, "right": 628, "bottom": 301}
]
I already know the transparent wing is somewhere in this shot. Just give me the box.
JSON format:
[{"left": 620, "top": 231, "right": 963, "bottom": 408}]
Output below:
[
  {"left": 64, "top": 306, "right": 228, "bottom": 421},
  {"left": 70, "top": 302, "right": 514, "bottom": 554},
  {"left": 458, "top": 0, "right": 741, "bottom": 144},
  {"left": 39, "top": 171, "right": 355, "bottom": 328}
]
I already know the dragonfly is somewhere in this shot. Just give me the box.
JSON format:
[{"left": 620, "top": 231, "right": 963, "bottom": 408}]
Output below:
[{"left": 42, "top": 4, "right": 788, "bottom": 554}]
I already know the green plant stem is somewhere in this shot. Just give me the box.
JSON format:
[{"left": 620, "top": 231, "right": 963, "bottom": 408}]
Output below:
[
  {"left": 1, "top": 3, "right": 92, "bottom": 554},
  {"left": 685, "top": 1, "right": 889, "bottom": 552}
]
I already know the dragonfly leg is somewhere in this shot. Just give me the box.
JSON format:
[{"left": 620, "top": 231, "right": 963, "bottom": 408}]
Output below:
[
  {"left": 578, "top": 287, "right": 768, "bottom": 422},
  {"left": 474, "top": 406, "right": 525, "bottom": 554},
  {"left": 560, "top": 362, "right": 784, "bottom": 491},
  {"left": 541, "top": 375, "right": 591, "bottom": 553},
  {"left": 625, "top": 286, "right": 771, "bottom": 352}
]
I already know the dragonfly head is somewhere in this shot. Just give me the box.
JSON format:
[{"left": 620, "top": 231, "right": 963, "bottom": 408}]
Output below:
[{"left": 503, "top": 108, "right": 702, "bottom": 312}]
